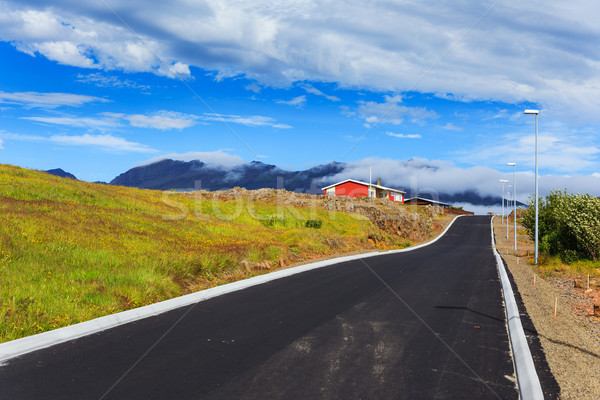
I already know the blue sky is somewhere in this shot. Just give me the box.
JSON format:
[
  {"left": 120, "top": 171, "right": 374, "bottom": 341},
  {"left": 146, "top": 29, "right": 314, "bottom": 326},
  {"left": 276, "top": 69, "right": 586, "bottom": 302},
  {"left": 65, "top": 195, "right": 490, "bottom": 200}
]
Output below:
[{"left": 1, "top": 0, "right": 600, "bottom": 201}]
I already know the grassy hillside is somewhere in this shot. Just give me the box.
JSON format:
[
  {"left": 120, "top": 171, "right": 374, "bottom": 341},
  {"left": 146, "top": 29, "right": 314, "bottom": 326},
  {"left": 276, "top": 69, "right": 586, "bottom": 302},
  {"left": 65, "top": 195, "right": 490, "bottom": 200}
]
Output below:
[{"left": 1, "top": 164, "right": 442, "bottom": 342}]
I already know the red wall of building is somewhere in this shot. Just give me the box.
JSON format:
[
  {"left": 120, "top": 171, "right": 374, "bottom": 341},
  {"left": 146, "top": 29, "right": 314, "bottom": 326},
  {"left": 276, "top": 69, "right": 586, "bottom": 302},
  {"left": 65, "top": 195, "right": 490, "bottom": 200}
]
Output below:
[
  {"left": 387, "top": 192, "right": 404, "bottom": 203},
  {"left": 325, "top": 182, "right": 404, "bottom": 203},
  {"left": 334, "top": 181, "right": 368, "bottom": 198}
]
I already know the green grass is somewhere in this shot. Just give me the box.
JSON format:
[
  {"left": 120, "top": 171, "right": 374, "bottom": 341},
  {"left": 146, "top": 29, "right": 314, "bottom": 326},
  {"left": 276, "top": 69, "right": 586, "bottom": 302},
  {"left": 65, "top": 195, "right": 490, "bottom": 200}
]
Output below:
[{"left": 0, "top": 164, "right": 388, "bottom": 342}]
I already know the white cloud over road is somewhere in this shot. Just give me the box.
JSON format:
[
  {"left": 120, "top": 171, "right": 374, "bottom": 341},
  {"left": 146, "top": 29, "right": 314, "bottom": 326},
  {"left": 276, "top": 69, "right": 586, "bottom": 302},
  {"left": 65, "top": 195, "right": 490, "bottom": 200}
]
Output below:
[
  {"left": 461, "top": 125, "right": 600, "bottom": 173},
  {"left": 3, "top": 1, "right": 600, "bottom": 122}
]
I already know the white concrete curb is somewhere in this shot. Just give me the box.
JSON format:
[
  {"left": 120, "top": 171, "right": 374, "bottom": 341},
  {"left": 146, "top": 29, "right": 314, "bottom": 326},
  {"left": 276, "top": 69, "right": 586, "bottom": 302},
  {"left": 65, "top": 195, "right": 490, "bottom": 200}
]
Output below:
[
  {"left": 491, "top": 217, "right": 544, "bottom": 400},
  {"left": 0, "top": 215, "right": 461, "bottom": 363}
]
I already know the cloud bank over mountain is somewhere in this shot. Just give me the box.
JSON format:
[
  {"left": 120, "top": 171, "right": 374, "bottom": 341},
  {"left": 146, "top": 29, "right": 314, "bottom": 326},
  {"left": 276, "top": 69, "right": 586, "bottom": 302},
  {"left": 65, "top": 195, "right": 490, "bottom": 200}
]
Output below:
[{"left": 130, "top": 152, "right": 600, "bottom": 203}]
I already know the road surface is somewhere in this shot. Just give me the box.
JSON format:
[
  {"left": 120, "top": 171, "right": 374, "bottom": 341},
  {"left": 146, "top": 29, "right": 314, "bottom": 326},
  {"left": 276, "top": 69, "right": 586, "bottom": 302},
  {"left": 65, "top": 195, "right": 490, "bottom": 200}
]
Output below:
[{"left": 1, "top": 216, "right": 519, "bottom": 399}]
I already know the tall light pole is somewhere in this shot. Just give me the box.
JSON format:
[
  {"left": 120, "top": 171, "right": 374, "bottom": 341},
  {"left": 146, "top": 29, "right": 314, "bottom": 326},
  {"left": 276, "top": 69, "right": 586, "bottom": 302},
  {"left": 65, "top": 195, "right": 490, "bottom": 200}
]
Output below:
[
  {"left": 525, "top": 109, "right": 540, "bottom": 264},
  {"left": 507, "top": 162, "right": 516, "bottom": 251},
  {"left": 506, "top": 184, "right": 511, "bottom": 239},
  {"left": 500, "top": 179, "right": 508, "bottom": 225}
]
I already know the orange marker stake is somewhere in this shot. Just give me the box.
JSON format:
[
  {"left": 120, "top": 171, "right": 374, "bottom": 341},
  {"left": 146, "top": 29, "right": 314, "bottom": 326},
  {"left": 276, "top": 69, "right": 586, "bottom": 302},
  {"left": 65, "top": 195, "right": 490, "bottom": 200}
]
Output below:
[{"left": 552, "top": 296, "right": 558, "bottom": 318}]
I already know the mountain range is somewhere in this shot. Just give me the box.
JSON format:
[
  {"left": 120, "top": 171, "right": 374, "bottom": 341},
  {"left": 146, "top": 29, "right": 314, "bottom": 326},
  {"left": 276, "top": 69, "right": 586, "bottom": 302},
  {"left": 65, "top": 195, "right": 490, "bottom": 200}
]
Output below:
[
  {"left": 110, "top": 159, "right": 344, "bottom": 193},
  {"left": 109, "top": 159, "right": 516, "bottom": 206}
]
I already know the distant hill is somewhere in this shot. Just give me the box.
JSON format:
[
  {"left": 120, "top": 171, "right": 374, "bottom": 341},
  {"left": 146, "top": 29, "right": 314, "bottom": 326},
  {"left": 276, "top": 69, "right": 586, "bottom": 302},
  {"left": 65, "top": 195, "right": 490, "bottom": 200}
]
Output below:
[
  {"left": 45, "top": 168, "right": 77, "bottom": 180},
  {"left": 110, "top": 159, "right": 513, "bottom": 206},
  {"left": 110, "top": 159, "right": 345, "bottom": 193}
]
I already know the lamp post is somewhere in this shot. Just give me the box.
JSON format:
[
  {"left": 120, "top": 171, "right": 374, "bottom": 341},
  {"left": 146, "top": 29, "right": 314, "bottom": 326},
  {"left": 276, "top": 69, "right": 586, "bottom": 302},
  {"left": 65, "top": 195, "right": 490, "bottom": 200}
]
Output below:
[
  {"left": 506, "top": 184, "right": 511, "bottom": 239},
  {"left": 524, "top": 109, "right": 539, "bottom": 264},
  {"left": 500, "top": 179, "right": 508, "bottom": 225},
  {"left": 507, "top": 162, "right": 516, "bottom": 251}
]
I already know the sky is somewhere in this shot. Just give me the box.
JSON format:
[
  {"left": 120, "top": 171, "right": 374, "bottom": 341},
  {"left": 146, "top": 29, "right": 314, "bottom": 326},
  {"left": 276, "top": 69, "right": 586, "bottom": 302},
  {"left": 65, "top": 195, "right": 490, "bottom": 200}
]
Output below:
[{"left": 1, "top": 0, "right": 600, "bottom": 203}]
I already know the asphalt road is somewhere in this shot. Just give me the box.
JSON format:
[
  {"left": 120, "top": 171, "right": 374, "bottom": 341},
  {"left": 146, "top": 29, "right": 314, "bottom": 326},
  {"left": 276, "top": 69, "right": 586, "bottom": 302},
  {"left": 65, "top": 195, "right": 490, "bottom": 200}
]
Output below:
[{"left": 1, "top": 216, "right": 519, "bottom": 399}]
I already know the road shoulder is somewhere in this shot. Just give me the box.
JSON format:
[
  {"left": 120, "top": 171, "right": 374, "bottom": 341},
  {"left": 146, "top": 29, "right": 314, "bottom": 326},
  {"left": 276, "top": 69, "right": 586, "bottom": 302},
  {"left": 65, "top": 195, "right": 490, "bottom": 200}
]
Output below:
[{"left": 493, "top": 217, "right": 600, "bottom": 399}]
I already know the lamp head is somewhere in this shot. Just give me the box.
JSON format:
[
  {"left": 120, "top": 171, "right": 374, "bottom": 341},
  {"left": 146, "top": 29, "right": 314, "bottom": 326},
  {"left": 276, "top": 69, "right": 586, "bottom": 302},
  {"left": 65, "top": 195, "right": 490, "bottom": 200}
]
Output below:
[
  {"left": 507, "top": 162, "right": 516, "bottom": 166},
  {"left": 499, "top": 179, "right": 508, "bottom": 183},
  {"left": 524, "top": 109, "right": 539, "bottom": 115}
]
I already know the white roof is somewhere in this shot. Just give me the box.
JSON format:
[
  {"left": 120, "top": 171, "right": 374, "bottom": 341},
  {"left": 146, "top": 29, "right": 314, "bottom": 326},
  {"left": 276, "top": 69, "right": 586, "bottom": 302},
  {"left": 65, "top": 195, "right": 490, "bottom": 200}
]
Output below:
[
  {"left": 321, "top": 178, "right": 406, "bottom": 194},
  {"left": 404, "top": 196, "right": 451, "bottom": 207}
]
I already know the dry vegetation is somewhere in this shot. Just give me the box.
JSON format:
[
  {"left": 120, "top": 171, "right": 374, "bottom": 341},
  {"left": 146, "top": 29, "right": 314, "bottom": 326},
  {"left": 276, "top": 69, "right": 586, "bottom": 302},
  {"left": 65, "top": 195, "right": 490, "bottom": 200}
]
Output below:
[
  {"left": 0, "top": 164, "right": 450, "bottom": 343},
  {"left": 493, "top": 216, "right": 600, "bottom": 399}
]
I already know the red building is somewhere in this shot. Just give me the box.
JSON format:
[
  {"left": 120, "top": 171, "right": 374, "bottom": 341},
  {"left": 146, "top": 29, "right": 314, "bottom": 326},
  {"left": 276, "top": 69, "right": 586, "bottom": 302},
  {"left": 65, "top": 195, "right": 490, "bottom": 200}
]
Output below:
[{"left": 321, "top": 179, "right": 405, "bottom": 203}]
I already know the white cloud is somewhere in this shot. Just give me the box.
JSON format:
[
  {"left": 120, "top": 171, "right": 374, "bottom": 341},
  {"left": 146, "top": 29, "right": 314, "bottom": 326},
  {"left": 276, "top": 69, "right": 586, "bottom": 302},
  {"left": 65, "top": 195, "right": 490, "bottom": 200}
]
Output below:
[
  {"left": 461, "top": 125, "right": 600, "bottom": 173},
  {"left": 35, "top": 40, "right": 98, "bottom": 69},
  {"left": 299, "top": 84, "right": 340, "bottom": 101},
  {"left": 22, "top": 116, "right": 118, "bottom": 128},
  {"left": 245, "top": 83, "right": 262, "bottom": 93},
  {"left": 0, "top": 4, "right": 191, "bottom": 79},
  {"left": 442, "top": 123, "right": 462, "bottom": 131},
  {"left": 277, "top": 95, "right": 306, "bottom": 108},
  {"left": 104, "top": 111, "right": 198, "bottom": 130},
  {"left": 23, "top": 111, "right": 199, "bottom": 130},
  {"left": 0, "top": 138, "right": 3, "bottom": 149},
  {"left": 76, "top": 73, "right": 150, "bottom": 90},
  {"left": 139, "top": 150, "right": 246, "bottom": 168},
  {"left": 4, "top": 1, "right": 600, "bottom": 124},
  {"left": 0, "top": 132, "right": 156, "bottom": 153},
  {"left": 357, "top": 95, "right": 438, "bottom": 127},
  {"left": 199, "top": 113, "right": 291, "bottom": 129},
  {"left": 385, "top": 131, "right": 421, "bottom": 139},
  {"left": 0, "top": 91, "right": 108, "bottom": 108},
  {"left": 20, "top": 110, "right": 285, "bottom": 131},
  {"left": 50, "top": 134, "right": 157, "bottom": 153}
]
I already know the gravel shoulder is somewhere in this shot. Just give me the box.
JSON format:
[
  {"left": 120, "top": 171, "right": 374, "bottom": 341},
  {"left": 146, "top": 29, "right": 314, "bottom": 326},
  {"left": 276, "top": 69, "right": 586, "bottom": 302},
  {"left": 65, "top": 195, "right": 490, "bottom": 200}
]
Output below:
[{"left": 493, "top": 217, "right": 600, "bottom": 399}]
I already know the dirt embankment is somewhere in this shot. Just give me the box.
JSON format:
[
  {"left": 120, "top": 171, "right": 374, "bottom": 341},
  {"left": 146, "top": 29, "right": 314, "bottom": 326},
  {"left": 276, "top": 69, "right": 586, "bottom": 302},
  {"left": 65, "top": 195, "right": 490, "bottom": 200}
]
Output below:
[{"left": 493, "top": 217, "right": 600, "bottom": 399}]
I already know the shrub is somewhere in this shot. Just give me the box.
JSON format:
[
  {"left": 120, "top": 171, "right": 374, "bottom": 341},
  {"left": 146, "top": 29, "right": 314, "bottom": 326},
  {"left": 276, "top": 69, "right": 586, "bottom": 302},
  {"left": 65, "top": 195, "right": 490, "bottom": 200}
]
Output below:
[
  {"left": 522, "top": 190, "right": 600, "bottom": 261},
  {"left": 263, "top": 214, "right": 288, "bottom": 228},
  {"left": 305, "top": 218, "right": 323, "bottom": 229}
]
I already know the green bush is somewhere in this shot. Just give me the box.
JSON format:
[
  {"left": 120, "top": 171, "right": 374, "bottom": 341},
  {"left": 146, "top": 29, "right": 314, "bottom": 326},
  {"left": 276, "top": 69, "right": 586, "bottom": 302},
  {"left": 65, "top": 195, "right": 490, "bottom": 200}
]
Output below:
[
  {"left": 305, "top": 218, "right": 323, "bottom": 229},
  {"left": 522, "top": 190, "right": 600, "bottom": 261},
  {"left": 263, "top": 214, "right": 288, "bottom": 228}
]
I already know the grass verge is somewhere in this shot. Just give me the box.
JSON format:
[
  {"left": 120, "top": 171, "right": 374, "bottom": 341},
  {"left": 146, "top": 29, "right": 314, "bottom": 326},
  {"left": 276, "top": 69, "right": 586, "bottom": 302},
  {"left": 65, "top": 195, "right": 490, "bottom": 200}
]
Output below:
[{"left": 0, "top": 164, "right": 449, "bottom": 342}]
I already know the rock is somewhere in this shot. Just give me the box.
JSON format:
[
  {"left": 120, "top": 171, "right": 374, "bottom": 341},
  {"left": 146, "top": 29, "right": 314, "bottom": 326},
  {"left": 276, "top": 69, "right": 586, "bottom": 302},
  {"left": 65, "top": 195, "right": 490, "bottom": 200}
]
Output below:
[
  {"left": 594, "top": 303, "right": 600, "bottom": 317},
  {"left": 278, "top": 259, "right": 285, "bottom": 268},
  {"left": 574, "top": 280, "right": 583, "bottom": 289}
]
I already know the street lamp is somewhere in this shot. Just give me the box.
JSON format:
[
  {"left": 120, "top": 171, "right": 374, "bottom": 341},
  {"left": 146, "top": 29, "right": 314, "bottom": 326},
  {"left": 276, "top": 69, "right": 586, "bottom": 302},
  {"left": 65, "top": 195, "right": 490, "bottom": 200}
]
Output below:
[
  {"left": 507, "top": 162, "right": 516, "bottom": 251},
  {"left": 506, "top": 184, "right": 511, "bottom": 239},
  {"left": 524, "top": 109, "right": 540, "bottom": 264},
  {"left": 499, "top": 179, "right": 508, "bottom": 224}
]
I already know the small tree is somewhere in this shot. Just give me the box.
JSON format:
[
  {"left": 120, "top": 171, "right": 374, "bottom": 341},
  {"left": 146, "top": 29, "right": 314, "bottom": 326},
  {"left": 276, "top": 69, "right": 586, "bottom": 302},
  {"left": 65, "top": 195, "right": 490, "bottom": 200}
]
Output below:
[{"left": 522, "top": 190, "right": 600, "bottom": 261}]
